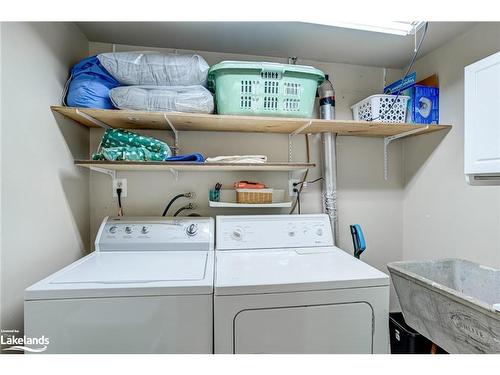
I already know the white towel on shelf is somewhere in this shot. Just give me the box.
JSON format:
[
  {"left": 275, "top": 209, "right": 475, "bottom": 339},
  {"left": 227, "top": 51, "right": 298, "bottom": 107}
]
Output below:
[{"left": 205, "top": 155, "right": 268, "bottom": 164}]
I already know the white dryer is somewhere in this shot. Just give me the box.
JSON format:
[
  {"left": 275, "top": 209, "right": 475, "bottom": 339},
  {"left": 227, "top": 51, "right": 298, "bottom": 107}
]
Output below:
[
  {"left": 214, "top": 214, "right": 390, "bottom": 354},
  {"left": 25, "top": 216, "right": 214, "bottom": 354}
]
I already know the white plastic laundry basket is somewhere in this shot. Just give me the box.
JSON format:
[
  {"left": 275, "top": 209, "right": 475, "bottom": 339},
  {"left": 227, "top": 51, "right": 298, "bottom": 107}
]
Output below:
[{"left": 351, "top": 94, "right": 410, "bottom": 123}]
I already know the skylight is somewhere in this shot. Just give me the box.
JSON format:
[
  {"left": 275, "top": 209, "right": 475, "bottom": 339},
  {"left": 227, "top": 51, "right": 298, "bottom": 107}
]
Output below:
[{"left": 312, "top": 21, "right": 425, "bottom": 36}]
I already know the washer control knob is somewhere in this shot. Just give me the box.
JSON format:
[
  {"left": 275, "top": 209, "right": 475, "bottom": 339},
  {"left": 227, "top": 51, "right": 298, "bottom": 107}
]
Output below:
[
  {"left": 141, "top": 226, "right": 150, "bottom": 234},
  {"left": 316, "top": 228, "right": 323, "bottom": 236},
  {"left": 109, "top": 225, "right": 118, "bottom": 234},
  {"left": 125, "top": 226, "right": 133, "bottom": 234},
  {"left": 186, "top": 223, "right": 198, "bottom": 237}
]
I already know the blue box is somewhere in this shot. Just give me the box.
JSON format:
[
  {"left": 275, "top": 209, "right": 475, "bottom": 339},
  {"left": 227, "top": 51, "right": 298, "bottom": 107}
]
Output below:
[
  {"left": 384, "top": 72, "right": 416, "bottom": 94},
  {"left": 402, "top": 85, "right": 440, "bottom": 124},
  {"left": 384, "top": 73, "right": 440, "bottom": 124}
]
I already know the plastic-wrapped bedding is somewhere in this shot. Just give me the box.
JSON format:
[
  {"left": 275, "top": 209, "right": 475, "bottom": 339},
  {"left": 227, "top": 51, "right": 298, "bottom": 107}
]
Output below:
[
  {"left": 65, "top": 56, "right": 119, "bottom": 109},
  {"left": 109, "top": 85, "right": 215, "bottom": 113},
  {"left": 97, "top": 52, "right": 210, "bottom": 86},
  {"left": 92, "top": 129, "right": 171, "bottom": 161}
]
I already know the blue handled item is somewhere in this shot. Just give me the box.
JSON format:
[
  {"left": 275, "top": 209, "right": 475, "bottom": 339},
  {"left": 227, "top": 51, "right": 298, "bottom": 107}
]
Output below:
[
  {"left": 209, "top": 182, "right": 222, "bottom": 202},
  {"left": 350, "top": 224, "right": 366, "bottom": 259}
]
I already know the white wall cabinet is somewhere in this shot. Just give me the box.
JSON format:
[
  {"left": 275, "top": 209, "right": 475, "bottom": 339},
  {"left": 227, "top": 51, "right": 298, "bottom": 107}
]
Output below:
[{"left": 464, "top": 51, "right": 500, "bottom": 185}]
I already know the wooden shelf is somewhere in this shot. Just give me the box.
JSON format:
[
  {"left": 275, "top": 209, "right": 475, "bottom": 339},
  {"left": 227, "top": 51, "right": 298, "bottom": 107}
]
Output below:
[
  {"left": 52, "top": 106, "right": 451, "bottom": 138},
  {"left": 75, "top": 160, "right": 315, "bottom": 172}
]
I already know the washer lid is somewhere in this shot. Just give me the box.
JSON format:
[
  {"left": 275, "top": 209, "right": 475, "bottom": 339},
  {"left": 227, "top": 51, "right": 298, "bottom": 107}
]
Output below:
[
  {"left": 25, "top": 251, "right": 213, "bottom": 300},
  {"left": 215, "top": 246, "right": 389, "bottom": 296}
]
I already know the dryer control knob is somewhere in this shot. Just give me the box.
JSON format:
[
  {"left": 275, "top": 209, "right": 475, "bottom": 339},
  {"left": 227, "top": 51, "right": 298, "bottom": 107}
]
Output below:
[
  {"left": 316, "top": 228, "right": 323, "bottom": 236},
  {"left": 232, "top": 228, "right": 244, "bottom": 241},
  {"left": 141, "top": 226, "right": 150, "bottom": 234},
  {"left": 125, "top": 226, "right": 133, "bottom": 234},
  {"left": 109, "top": 225, "right": 118, "bottom": 234}
]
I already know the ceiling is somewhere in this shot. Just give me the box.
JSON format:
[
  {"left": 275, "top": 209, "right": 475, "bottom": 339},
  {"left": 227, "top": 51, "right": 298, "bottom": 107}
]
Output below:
[{"left": 76, "top": 22, "right": 476, "bottom": 68}]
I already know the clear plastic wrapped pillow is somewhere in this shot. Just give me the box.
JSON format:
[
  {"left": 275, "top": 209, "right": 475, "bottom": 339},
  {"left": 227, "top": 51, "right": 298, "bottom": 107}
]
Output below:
[
  {"left": 109, "top": 85, "right": 214, "bottom": 114},
  {"left": 98, "top": 52, "right": 209, "bottom": 86}
]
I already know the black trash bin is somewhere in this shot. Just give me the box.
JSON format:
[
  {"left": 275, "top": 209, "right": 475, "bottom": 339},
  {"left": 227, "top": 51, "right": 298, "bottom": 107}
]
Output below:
[{"left": 389, "top": 312, "right": 433, "bottom": 354}]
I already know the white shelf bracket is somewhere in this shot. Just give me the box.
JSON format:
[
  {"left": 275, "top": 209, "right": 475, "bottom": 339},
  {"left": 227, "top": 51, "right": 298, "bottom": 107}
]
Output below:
[
  {"left": 75, "top": 109, "right": 112, "bottom": 129},
  {"left": 288, "top": 121, "right": 312, "bottom": 162},
  {"left": 287, "top": 121, "right": 313, "bottom": 194},
  {"left": 90, "top": 166, "right": 117, "bottom": 182},
  {"left": 383, "top": 126, "right": 429, "bottom": 180},
  {"left": 163, "top": 114, "right": 179, "bottom": 156},
  {"left": 291, "top": 120, "right": 313, "bottom": 136},
  {"left": 168, "top": 168, "right": 179, "bottom": 181},
  {"left": 90, "top": 166, "right": 179, "bottom": 181}
]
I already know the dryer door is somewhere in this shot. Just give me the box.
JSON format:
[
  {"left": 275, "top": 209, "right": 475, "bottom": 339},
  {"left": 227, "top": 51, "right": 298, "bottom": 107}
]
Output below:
[{"left": 234, "top": 302, "right": 373, "bottom": 353}]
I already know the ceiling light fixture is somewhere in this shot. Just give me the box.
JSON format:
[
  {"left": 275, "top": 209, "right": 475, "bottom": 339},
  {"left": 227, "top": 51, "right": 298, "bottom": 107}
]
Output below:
[{"left": 310, "top": 21, "right": 426, "bottom": 36}]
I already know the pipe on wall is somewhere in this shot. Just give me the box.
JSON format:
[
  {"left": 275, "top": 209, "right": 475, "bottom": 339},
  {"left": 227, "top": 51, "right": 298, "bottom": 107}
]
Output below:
[{"left": 322, "top": 132, "right": 339, "bottom": 245}]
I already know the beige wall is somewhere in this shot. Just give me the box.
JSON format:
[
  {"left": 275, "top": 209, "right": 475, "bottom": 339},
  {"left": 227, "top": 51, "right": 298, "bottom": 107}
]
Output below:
[
  {"left": 88, "top": 42, "right": 404, "bottom": 309},
  {"left": 403, "top": 23, "right": 500, "bottom": 267},
  {"left": 0, "top": 22, "right": 90, "bottom": 335}
]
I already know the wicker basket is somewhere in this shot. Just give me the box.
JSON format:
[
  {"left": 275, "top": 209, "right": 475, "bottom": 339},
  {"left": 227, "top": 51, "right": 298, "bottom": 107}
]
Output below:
[{"left": 236, "top": 188, "right": 273, "bottom": 204}]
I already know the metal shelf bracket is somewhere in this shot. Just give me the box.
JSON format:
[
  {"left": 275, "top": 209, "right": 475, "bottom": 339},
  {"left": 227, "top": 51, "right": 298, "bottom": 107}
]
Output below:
[
  {"left": 90, "top": 166, "right": 117, "bottom": 182},
  {"left": 163, "top": 114, "right": 179, "bottom": 156},
  {"left": 168, "top": 168, "right": 179, "bottom": 181},
  {"left": 90, "top": 165, "right": 178, "bottom": 184},
  {"left": 291, "top": 120, "right": 313, "bottom": 136},
  {"left": 75, "top": 109, "right": 112, "bottom": 129},
  {"left": 383, "top": 125, "right": 429, "bottom": 180},
  {"left": 288, "top": 121, "right": 312, "bottom": 162},
  {"left": 287, "top": 121, "right": 313, "bottom": 195}
]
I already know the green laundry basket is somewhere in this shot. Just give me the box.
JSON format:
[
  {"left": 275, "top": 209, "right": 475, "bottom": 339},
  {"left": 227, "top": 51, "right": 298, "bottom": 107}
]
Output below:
[{"left": 208, "top": 61, "right": 325, "bottom": 118}]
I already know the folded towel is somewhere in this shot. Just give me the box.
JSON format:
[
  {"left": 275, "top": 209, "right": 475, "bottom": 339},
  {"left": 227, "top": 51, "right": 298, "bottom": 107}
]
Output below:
[
  {"left": 165, "top": 153, "right": 205, "bottom": 163},
  {"left": 205, "top": 155, "right": 267, "bottom": 164}
]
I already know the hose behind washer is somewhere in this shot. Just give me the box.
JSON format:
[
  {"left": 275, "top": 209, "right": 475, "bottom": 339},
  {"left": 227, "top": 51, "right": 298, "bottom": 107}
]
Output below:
[{"left": 162, "top": 192, "right": 192, "bottom": 216}]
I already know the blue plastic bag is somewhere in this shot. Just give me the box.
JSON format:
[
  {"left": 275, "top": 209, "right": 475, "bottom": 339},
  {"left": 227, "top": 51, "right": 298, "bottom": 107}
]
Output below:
[{"left": 65, "top": 56, "right": 120, "bottom": 109}]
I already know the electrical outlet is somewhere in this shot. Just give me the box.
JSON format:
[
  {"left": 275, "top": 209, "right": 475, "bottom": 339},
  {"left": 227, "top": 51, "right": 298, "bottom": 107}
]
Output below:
[
  {"left": 112, "top": 178, "right": 127, "bottom": 198},
  {"left": 289, "top": 178, "right": 303, "bottom": 196}
]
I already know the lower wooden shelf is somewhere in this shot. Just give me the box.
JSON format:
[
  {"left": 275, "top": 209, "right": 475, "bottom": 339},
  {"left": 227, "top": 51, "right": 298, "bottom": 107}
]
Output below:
[{"left": 75, "top": 160, "right": 315, "bottom": 172}]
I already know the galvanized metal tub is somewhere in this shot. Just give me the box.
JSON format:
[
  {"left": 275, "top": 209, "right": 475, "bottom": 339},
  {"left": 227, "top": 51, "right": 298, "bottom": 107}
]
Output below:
[{"left": 387, "top": 259, "right": 500, "bottom": 353}]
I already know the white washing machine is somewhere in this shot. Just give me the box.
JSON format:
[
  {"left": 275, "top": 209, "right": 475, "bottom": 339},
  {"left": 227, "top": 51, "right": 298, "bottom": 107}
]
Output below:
[
  {"left": 214, "top": 214, "right": 390, "bottom": 354},
  {"left": 25, "top": 216, "right": 214, "bottom": 354}
]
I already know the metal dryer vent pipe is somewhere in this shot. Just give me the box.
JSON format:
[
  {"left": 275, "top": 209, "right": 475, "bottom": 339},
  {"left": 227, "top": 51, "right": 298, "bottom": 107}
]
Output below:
[
  {"left": 322, "top": 132, "right": 339, "bottom": 245},
  {"left": 318, "top": 75, "right": 338, "bottom": 245}
]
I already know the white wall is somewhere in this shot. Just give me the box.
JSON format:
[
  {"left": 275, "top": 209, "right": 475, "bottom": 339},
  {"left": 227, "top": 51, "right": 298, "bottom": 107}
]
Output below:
[
  {"left": 88, "top": 42, "right": 404, "bottom": 309},
  {"left": 403, "top": 23, "right": 500, "bottom": 268},
  {"left": 0, "top": 22, "right": 90, "bottom": 335}
]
